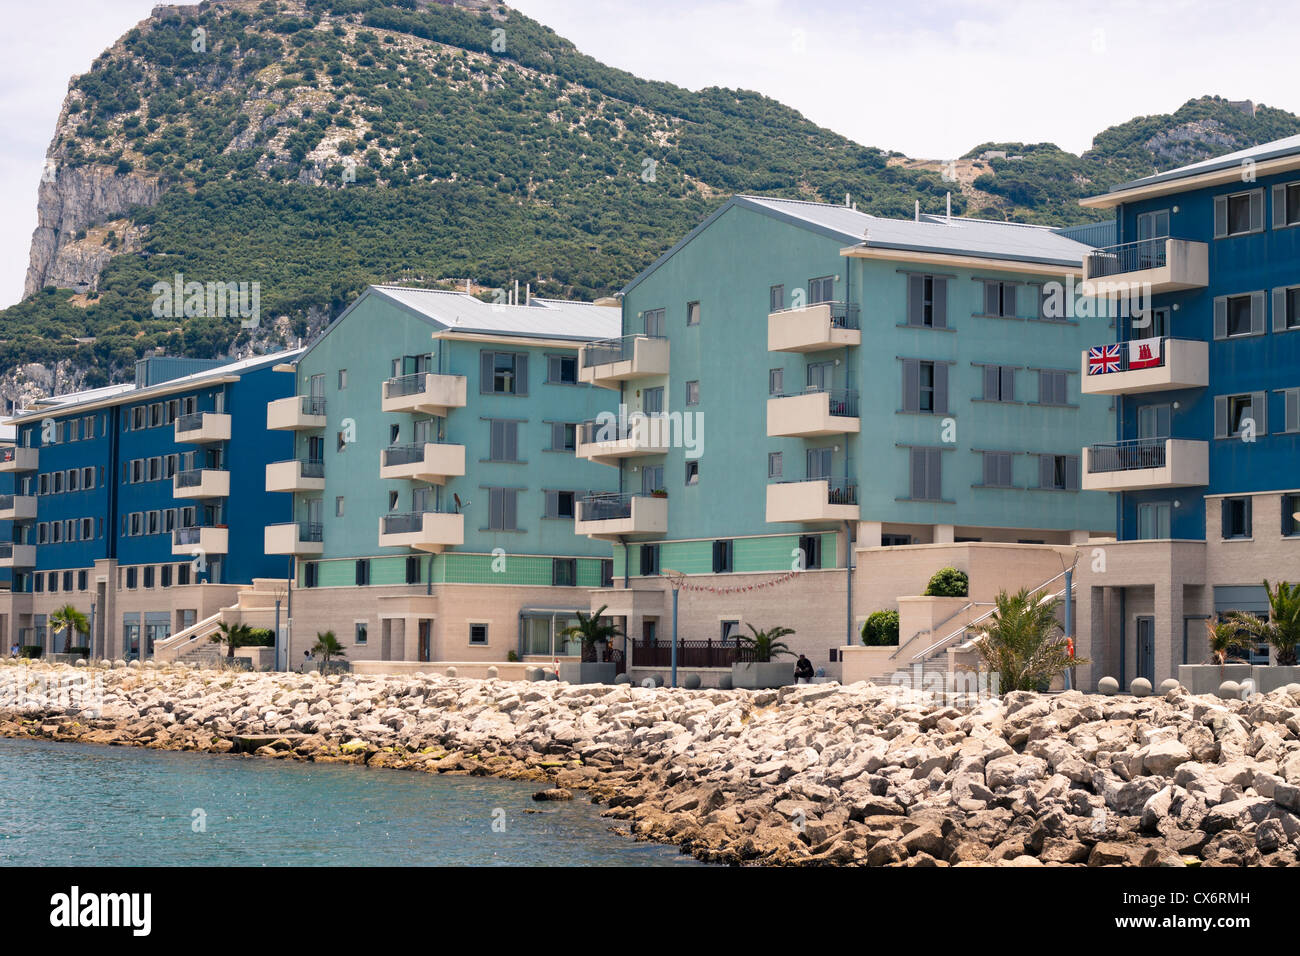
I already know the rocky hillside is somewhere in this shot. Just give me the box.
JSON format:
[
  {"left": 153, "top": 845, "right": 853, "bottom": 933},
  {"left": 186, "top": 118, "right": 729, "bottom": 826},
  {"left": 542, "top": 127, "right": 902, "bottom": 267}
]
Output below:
[{"left": 4, "top": 0, "right": 1299, "bottom": 405}]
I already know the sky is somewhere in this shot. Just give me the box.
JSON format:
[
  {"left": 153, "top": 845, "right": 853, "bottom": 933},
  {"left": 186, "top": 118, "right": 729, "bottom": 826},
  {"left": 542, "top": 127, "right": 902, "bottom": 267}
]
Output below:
[{"left": 1, "top": 0, "right": 1298, "bottom": 308}]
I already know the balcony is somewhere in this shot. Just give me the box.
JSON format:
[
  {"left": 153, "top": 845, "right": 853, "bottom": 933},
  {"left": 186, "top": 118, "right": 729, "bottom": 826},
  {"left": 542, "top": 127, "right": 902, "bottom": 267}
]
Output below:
[
  {"left": 766, "top": 478, "right": 860, "bottom": 524},
  {"left": 172, "top": 525, "right": 228, "bottom": 557},
  {"left": 767, "top": 388, "right": 860, "bottom": 438},
  {"left": 266, "top": 458, "right": 325, "bottom": 494},
  {"left": 0, "top": 543, "right": 35, "bottom": 568},
  {"left": 1081, "top": 338, "right": 1209, "bottom": 396},
  {"left": 265, "top": 521, "right": 324, "bottom": 557},
  {"left": 768, "top": 301, "right": 861, "bottom": 353},
  {"left": 574, "top": 493, "right": 668, "bottom": 541},
  {"left": 381, "top": 373, "right": 467, "bottom": 416},
  {"left": 575, "top": 416, "right": 670, "bottom": 467},
  {"left": 1082, "top": 438, "right": 1209, "bottom": 491},
  {"left": 1082, "top": 238, "right": 1208, "bottom": 295},
  {"left": 578, "top": 334, "right": 669, "bottom": 390},
  {"left": 267, "top": 395, "right": 327, "bottom": 431},
  {"left": 379, "top": 441, "right": 466, "bottom": 484},
  {"left": 0, "top": 446, "right": 37, "bottom": 472},
  {"left": 378, "top": 509, "right": 464, "bottom": 554},
  {"left": 0, "top": 494, "right": 36, "bottom": 521},
  {"left": 173, "top": 468, "right": 230, "bottom": 500},
  {"left": 174, "top": 411, "right": 231, "bottom": 444}
]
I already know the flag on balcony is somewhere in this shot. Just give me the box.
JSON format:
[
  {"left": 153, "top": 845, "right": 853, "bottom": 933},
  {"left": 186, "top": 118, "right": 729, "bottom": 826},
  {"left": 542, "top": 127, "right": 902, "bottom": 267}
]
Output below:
[
  {"left": 1087, "top": 343, "right": 1122, "bottom": 375},
  {"left": 1128, "top": 336, "right": 1162, "bottom": 370}
]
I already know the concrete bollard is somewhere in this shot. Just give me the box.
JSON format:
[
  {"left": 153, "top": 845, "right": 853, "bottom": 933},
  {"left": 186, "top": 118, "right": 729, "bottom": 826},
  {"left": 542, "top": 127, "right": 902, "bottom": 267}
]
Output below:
[
  {"left": 445, "top": 666, "right": 457, "bottom": 678},
  {"left": 683, "top": 674, "right": 701, "bottom": 690},
  {"left": 524, "top": 666, "right": 542, "bottom": 682},
  {"left": 1158, "top": 678, "right": 1180, "bottom": 695},
  {"left": 1097, "top": 676, "right": 1119, "bottom": 695},
  {"left": 614, "top": 673, "right": 630, "bottom": 684},
  {"left": 486, "top": 666, "right": 499, "bottom": 679},
  {"left": 1218, "top": 680, "right": 1241, "bottom": 699},
  {"left": 1130, "top": 678, "right": 1152, "bottom": 697},
  {"left": 717, "top": 674, "right": 733, "bottom": 690}
]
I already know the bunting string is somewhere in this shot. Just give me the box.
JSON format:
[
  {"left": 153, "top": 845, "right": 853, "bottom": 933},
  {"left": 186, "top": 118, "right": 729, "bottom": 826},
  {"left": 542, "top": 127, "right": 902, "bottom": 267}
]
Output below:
[{"left": 663, "top": 569, "right": 803, "bottom": 595}]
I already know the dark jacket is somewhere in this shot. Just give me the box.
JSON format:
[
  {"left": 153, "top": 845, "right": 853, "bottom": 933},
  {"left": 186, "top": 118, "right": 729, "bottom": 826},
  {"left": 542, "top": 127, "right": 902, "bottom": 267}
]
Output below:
[{"left": 794, "top": 657, "right": 814, "bottom": 679}]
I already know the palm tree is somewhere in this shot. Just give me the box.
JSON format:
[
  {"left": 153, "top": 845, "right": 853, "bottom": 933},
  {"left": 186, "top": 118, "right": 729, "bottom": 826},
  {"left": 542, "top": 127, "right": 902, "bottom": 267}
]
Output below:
[
  {"left": 50, "top": 604, "right": 89, "bottom": 654},
  {"left": 737, "top": 624, "right": 795, "bottom": 663},
  {"left": 1204, "top": 617, "right": 1247, "bottom": 676},
  {"left": 1223, "top": 580, "right": 1300, "bottom": 666},
  {"left": 210, "top": 621, "right": 253, "bottom": 659},
  {"left": 311, "top": 630, "right": 347, "bottom": 669},
  {"left": 974, "top": 588, "right": 1089, "bottom": 693},
  {"left": 559, "top": 605, "right": 623, "bottom": 662}
]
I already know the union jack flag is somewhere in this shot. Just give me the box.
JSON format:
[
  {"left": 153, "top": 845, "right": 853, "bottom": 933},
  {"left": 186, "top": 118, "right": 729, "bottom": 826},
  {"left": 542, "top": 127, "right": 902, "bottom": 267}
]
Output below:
[{"left": 1088, "top": 343, "right": 1122, "bottom": 375}]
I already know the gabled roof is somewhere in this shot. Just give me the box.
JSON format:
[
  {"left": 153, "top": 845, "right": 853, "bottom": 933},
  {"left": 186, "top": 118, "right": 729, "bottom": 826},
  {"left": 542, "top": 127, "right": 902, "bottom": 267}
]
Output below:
[
  {"left": 367, "top": 286, "right": 620, "bottom": 340},
  {"left": 1082, "top": 133, "right": 1300, "bottom": 208},
  {"left": 621, "top": 195, "right": 1092, "bottom": 294}
]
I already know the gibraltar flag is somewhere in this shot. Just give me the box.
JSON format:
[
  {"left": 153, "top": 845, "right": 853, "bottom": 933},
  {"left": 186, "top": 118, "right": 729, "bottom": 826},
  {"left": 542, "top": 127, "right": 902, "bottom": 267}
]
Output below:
[{"left": 1128, "top": 336, "right": 1162, "bottom": 370}]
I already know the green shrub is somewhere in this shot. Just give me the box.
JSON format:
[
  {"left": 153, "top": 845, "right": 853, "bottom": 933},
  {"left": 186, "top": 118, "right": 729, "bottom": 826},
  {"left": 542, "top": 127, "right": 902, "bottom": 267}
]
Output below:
[
  {"left": 924, "top": 567, "right": 969, "bottom": 598},
  {"left": 66, "top": 647, "right": 91, "bottom": 658},
  {"left": 19, "top": 646, "right": 43, "bottom": 659},
  {"left": 244, "top": 628, "right": 275, "bottom": 647},
  {"left": 861, "top": 610, "right": 900, "bottom": 646}
]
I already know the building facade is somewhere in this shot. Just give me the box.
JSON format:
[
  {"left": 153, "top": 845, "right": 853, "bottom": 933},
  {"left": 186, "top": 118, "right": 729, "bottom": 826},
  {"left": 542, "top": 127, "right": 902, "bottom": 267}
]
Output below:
[
  {"left": 0, "top": 352, "right": 299, "bottom": 659},
  {"left": 1073, "top": 134, "right": 1300, "bottom": 688},
  {"left": 571, "top": 196, "right": 1117, "bottom": 676}
]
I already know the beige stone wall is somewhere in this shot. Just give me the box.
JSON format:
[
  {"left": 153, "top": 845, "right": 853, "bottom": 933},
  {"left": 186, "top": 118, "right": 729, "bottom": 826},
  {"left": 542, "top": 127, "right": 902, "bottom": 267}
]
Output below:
[{"left": 1204, "top": 490, "right": 1300, "bottom": 588}]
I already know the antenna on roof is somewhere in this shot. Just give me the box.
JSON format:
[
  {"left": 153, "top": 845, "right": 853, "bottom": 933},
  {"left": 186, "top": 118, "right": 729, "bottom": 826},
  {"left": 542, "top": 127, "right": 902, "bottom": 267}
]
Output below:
[
  {"left": 914, "top": 200, "right": 920, "bottom": 223},
  {"left": 946, "top": 191, "right": 952, "bottom": 222}
]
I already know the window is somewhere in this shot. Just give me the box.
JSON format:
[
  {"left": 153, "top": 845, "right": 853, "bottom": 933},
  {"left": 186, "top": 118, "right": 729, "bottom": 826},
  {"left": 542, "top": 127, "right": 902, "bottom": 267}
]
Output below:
[
  {"left": 1283, "top": 494, "right": 1300, "bottom": 537},
  {"left": 808, "top": 275, "right": 834, "bottom": 304},
  {"left": 1138, "top": 502, "right": 1172, "bottom": 540},
  {"left": 797, "top": 534, "right": 822, "bottom": 570},
  {"left": 806, "top": 361, "right": 833, "bottom": 392},
  {"left": 639, "top": 544, "right": 661, "bottom": 576},
  {"left": 544, "top": 490, "right": 575, "bottom": 519},
  {"left": 1037, "top": 369, "right": 1069, "bottom": 406},
  {"left": 1280, "top": 388, "right": 1300, "bottom": 434},
  {"left": 982, "top": 280, "right": 1018, "bottom": 318},
  {"left": 1216, "top": 189, "right": 1263, "bottom": 238},
  {"left": 488, "top": 419, "right": 520, "bottom": 461},
  {"left": 685, "top": 459, "right": 700, "bottom": 485},
  {"left": 770, "top": 284, "right": 785, "bottom": 312},
  {"left": 303, "top": 562, "right": 318, "bottom": 588},
  {"left": 388, "top": 490, "right": 399, "bottom": 511},
  {"left": 487, "top": 487, "right": 520, "bottom": 530},
  {"left": 160, "top": 565, "right": 171, "bottom": 588},
  {"left": 143, "top": 566, "right": 155, "bottom": 589},
  {"left": 405, "top": 556, "right": 422, "bottom": 584},
  {"left": 469, "top": 623, "right": 489, "bottom": 645},
  {"left": 908, "top": 447, "right": 943, "bottom": 501},
  {"left": 354, "top": 622, "right": 368, "bottom": 646},
  {"left": 355, "top": 559, "right": 370, "bottom": 586},
  {"left": 768, "top": 452, "right": 783, "bottom": 479},
  {"left": 36, "top": 523, "right": 48, "bottom": 544},
  {"left": 1221, "top": 497, "right": 1252, "bottom": 539},
  {"left": 337, "top": 369, "right": 348, "bottom": 389},
  {"left": 81, "top": 518, "right": 93, "bottom": 540},
  {"left": 686, "top": 301, "right": 701, "bottom": 326},
  {"left": 981, "top": 452, "right": 1014, "bottom": 488},
  {"left": 549, "top": 421, "right": 577, "bottom": 452},
  {"left": 77, "top": 570, "right": 87, "bottom": 591},
  {"left": 982, "top": 365, "right": 1016, "bottom": 402},
  {"left": 547, "top": 355, "right": 577, "bottom": 384},
  {"left": 600, "top": 559, "right": 614, "bottom": 589},
  {"left": 481, "top": 350, "right": 528, "bottom": 395},
  {"left": 643, "top": 386, "right": 664, "bottom": 415},
  {"left": 769, "top": 368, "right": 784, "bottom": 396},
  {"left": 335, "top": 496, "right": 345, "bottom": 517},
  {"left": 48, "top": 572, "right": 58, "bottom": 593},
  {"left": 1217, "top": 392, "right": 1267, "bottom": 437},
  {"left": 83, "top": 466, "right": 94, "bottom": 488},
  {"left": 1137, "top": 403, "right": 1172, "bottom": 440},
  {"left": 901, "top": 359, "right": 946, "bottom": 414},
  {"left": 641, "top": 465, "right": 664, "bottom": 495},
  {"left": 1214, "top": 292, "right": 1264, "bottom": 338},
  {"left": 1276, "top": 287, "right": 1300, "bottom": 332},
  {"left": 125, "top": 567, "right": 138, "bottom": 589},
  {"left": 643, "top": 308, "right": 665, "bottom": 337},
  {"left": 552, "top": 558, "right": 577, "bottom": 586},
  {"left": 337, "top": 430, "right": 348, "bottom": 452},
  {"left": 685, "top": 380, "right": 700, "bottom": 406},
  {"left": 712, "top": 539, "right": 734, "bottom": 573},
  {"left": 806, "top": 447, "right": 832, "bottom": 480},
  {"left": 906, "top": 274, "right": 947, "bottom": 328},
  {"left": 177, "top": 563, "right": 191, "bottom": 586},
  {"left": 1038, "top": 454, "right": 1080, "bottom": 491}
]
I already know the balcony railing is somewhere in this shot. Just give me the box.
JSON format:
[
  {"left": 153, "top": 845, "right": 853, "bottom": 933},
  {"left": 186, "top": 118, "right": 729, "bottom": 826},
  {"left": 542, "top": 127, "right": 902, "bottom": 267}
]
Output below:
[
  {"left": 1086, "top": 438, "right": 1167, "bottom": 473},
  {"left": 577, "top": 492, "right": 663, "bottom": 522},
  {"left": 633, "top": 638, "right": 760, "bottom": 668},
  {"left": 175, "top": 468, "right": 218, "bottom": 489},
  {"left": 774, "top": 386, "right": 860, "bottom": 417},
  {"left": 770, "top": 477, "right": 859, "bottom": 504},
  {"left": 0, "top": 543, "right": 18, "bottom": 559},
  {"left": 175, "top": 412, "right": 206, "bottom": 432},
  {"left": 383, "top": 442, "right": 447, "bottom": 467},
  {"left": 581, "top": 333, "right": 665, "bottom": 368},
  {"left": 384, "top": 373, "right": 429, "bottom": 399},
  {"left": 174, "top": 526, "right": 206, "bottom": 546},
  {"left": 1085, "top": 238, "right": 1168, "bottom": 279},
  {"left": 771, "top": 301, "right": 860, "bottom": 329},
  {"left": 296, "top": 521, "right": 324, "bottom": 543},
  {"left": 300, "top": 396, "right": 326, "bottom": 416},
  {"left": 382, "top": 509, "right": 451, "bottom": 535},
  {"left": 1086, "top": 337, "right": 1172, "bottom": 374}
]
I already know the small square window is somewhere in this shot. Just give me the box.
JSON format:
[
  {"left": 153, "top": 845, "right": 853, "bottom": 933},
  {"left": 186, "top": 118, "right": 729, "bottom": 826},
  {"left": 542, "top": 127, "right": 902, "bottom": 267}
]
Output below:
[
  {"left": 685, "top": 380, "right": 700, "bottom": 406},
  {"left": 686, "top": 301, "right": 701, "bottom": 326},
  {"left": 355, "top": 559, "right": 370, "bottom": 586},
  {"left": 338, "top": 369, "right": 348, "bottom": 389},
  {"left": 769, "top": 368, "right": 784, "bottom": 396},
  {"left": 354, "top": 621, "right": 368, "bottom": 645},
  {"left": 469, "top": 623, "right": 489, "bottom": 645},
  {"left": 336, "top": 496, "right": 345, "bottom": 517},
  {"left": 768, "top": 452, "right": 783, "bottom": 479},
  {"left": 685, "top": 459, "right": 700, "bottom": 485}
]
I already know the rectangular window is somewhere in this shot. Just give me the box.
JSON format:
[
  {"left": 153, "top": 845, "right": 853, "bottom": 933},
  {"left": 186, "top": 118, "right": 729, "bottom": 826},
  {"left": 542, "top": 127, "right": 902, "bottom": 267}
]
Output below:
[
  {"left": 643, "top": 386, "right": 664, "bottom": 415},
  {"left": 143, "top": 566, "right": 155, "bottom": 589},
  {"left": 83, "top": 466, "right": 94, "bottom": 489},
  {"left": 338, "top": 369, "right": 348, "bottom": 390},
  {"left": 643, "top": 308, "right": 665, "bottom": 337},
  {"left": 1137, "top": 502, "right": 1172, "bottom": 540},
  {"left": 469, "top": 623, "right": 489, "bottom": 646},
  {"left": 770, "top": 284, "right": 784, "bottom": 312},
  {"left": 768, "top": 452, "right": 783, "bottom": 479},
  {"left": 712, "top": 539, "right": 734, "bottom": 574},
  {"left": 982, "top": 365, "right": 1016, "bottom": 402},
  {"left": 1277, "top": 182, "right": 1300, "bottom": 228},
  {"left": 1217, "top": 392, "right": 1267, "bottom": 437},
  {"left": 902, "top": 358, "right": 947, "bottom": 414},
  {"left": 981, "top": 451, "right": 1014, "bottom": 488},
  {"left": 797, "top": 534, "right": 822, "bottom": 570},
  {"left": 552, "top": 558, "right": 577, "bottom": 586},
  {"left": 1221, "top": 497, "right": 1252, "bottom": 539},
  {"left": 768, "top": 368, "right": 784, "bottom": 396},
  {"left": 982, "top": 280, "right": 1018, "bottom": 318},
  {"left": 177, "top": 563, "right": 191, "bottom": 586},
  {"left": 808, "top": 276, "right": 835, "bottom": 304},
  {"left": 481, "top": 351, "right": 528, "bottom": 395},
  {"left": 546, "top": 355, "right": 578, "bottom": 384},
  {"left": 1283, "top": 494, "right": 1300, "bottom": 537},
  {"left": 1280, "top": 388, "right": 1300, "bottom": 434},
  {"left": 544, "top": 490, "right": 576, "bottom": 519},
  {"left": 302, "top": 562, "right": 318, "bottom": 588},
  {"left": 78, "top": 570, "right": 87, "bottom": 591},
  {"left": 549, "top": 421, "right": 577, "bottom": 452},
  {"left": 335, "top": 496, "right": 345, "bottom": 518},
  {"left": 405, "top": 556, "right": 422, "bottom": 584},
  {"left": 908, "top": 447, "right": 942, "bottom": 501},
  {"left": 487, "top": 487, "right": 520, "bottom": 531},
  {"left": 639, "top": 544, "right": 661, "bottom": 576},
  {"left": 488, "top": 419, "right": 520, "bottom": 461},
  {"left": 125, "top": 567, "right": 137, "bottom": 589},
  {"left": 1038, "top": 369, "right": 1069, "bottom": 406},
  {"left": 1038, "top": 454, "right": 1080, "bottom": 491},
  {"left": 160, "top": 565, "right": 171, "bottom": 588},
  {"left": 355, "top": 559, "right": 370, "bottom": 586},
  {"left": 907, "top": 274, "right": 947, "bottom": 328},
  {"left": 81, "top": 518, "right": 93, "bottom": 540},
  {"left": 685, "top": 459, "right": 700, "bottom": 486},
  {"left": 806, "top": 447, "right": 832, "bottom": 480},
  {"left": 685, "top": 380, "right": 700, "bottom": 406},
  {"left": 1216, "top": 189, "right": 1263, "bottom": 237},
  {"left": 354, "top": 622, "right": 368, "bottom": 645},
  {"left": 686, "top": 301, "right": 701, "bottom": 326}
]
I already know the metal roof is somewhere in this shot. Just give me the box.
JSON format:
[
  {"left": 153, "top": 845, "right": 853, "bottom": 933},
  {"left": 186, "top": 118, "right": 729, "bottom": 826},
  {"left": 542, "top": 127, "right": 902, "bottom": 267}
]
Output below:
[
  {"left": 367, "top": 286, "right": 621, "bottom": 341},
  {"left": 1098, "top": 133, "right": 1300, "bottom": 197}
]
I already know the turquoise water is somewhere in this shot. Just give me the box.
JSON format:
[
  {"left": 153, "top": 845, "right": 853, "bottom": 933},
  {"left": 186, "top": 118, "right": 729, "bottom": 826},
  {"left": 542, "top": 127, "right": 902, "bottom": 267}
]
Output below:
[{"left": 0, "top": 738, "right": 702, "bottom": 866}]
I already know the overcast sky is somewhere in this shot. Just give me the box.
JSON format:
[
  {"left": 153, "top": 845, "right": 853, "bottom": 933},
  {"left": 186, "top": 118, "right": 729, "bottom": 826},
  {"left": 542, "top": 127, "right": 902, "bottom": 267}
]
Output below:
[{"left": 2, "top": 0, "right": 1297, "bottom": 308}]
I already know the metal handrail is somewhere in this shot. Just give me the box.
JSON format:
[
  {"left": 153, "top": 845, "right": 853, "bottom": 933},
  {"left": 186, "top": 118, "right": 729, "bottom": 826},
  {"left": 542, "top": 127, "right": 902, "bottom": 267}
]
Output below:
[
  {"left": 384, "top": 372, "right": 429, "bottom": 398},
  {"left": 176, "top": 412, "right": 210, "bottom": 432},
  {"left": 382, "top": 510, "right": 449, "bottom": 534},
  {"left": 300, "top": 396, "right": 326, "bottom": 416},
  {"left": 580, "top": 332, "right": 665, "bottom": 368},
  {"left": 382, "top": 441, "right": 448, "bottom": 466},
  {"left": 577, "top": 492, "right": 663, "bottom": 522},
  {"left": 770, "top": 300, "right": 860, "bottom": 329},
  {"left": 1086, "top": 437, "right": 1167, "bottom": 473},
  {"left": 1086, "top": 237, "right": 1169, "bottom": 278},
  {"left": 774, "top": 386, "right": 859, "bottom": 416},
  {"left": 297, "top": 521, "right": 324, "bottom": 542}
]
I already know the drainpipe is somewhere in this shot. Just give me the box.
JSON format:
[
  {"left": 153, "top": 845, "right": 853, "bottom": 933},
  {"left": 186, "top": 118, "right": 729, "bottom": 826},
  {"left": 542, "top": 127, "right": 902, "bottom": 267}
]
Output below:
[
  {"left": 844, "top": 520, "right": 854, "bottom": 648},
  {"left": 1063, "top": 567, "right": 1073, "bottom": 690},
  {"left": 618, "top": 535, "right": 629, "bottom": 588},
  {"left": 1118, "top": 588, "right": 1126, "bottom": 688}
]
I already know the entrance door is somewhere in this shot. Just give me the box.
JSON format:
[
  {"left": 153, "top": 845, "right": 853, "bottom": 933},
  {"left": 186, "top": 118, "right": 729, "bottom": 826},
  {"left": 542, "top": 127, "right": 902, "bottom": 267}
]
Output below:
[
  {"left": 418, "top": 620, "right": 432, "bottom": 663},
  {"left": 1136, "top": 616, "right": 1155, "bottom": 683}
]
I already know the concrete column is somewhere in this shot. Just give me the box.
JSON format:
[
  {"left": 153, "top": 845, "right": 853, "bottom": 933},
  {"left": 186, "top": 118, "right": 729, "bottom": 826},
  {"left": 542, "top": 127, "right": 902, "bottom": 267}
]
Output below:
[
  {"left": 934, "top": 525, "right": 955, "bottom": 544},
  {"left": 857, "top": 521, "right": 883, "bottom": 548},
  {"left": 1154, "top": 578, "right": 1183, "bottom": 685}
]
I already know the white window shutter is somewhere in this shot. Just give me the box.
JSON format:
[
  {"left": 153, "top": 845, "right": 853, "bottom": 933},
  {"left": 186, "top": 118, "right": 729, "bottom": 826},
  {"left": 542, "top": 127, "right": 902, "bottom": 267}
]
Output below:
[
  {"left": 1214, "top": 396, "right": 1228, "bottom": 439},
  {"left": 1275, "top": 288, "right": 1288, "bottom": 332},
  {"left": 1213, "top": 297, "right": 1228, "bottom": 339},
  {"left": 1252, "top": 391, "right": 1268, "bottom": 434},
  {"left": 1250, "top": 189, "right": 1265, "bottom": 232},
  {"left": 932, "top": 278, "right": 948, "bottom": 329},
  {"left": 1251, "top": 291, "right": 1266, "bottom": 335},
  {"left": 1274, "top": 184, "right": 1288, "bottom": 229},
  {"left": 1214, "top": 196, "right": 1228, "bottom": 238}
]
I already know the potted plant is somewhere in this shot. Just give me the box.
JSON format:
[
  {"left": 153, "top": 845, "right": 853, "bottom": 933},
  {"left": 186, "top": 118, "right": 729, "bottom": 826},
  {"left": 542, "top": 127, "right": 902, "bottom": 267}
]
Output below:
[
  {"left": 650, "top": 488, "right": 668, "bottom": 498},
  {"left": 558, "top": 605, "right": 622, "bottom": 684},
  {"left": 731, "top": 624, "right": 796, "bottom": 689}
]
